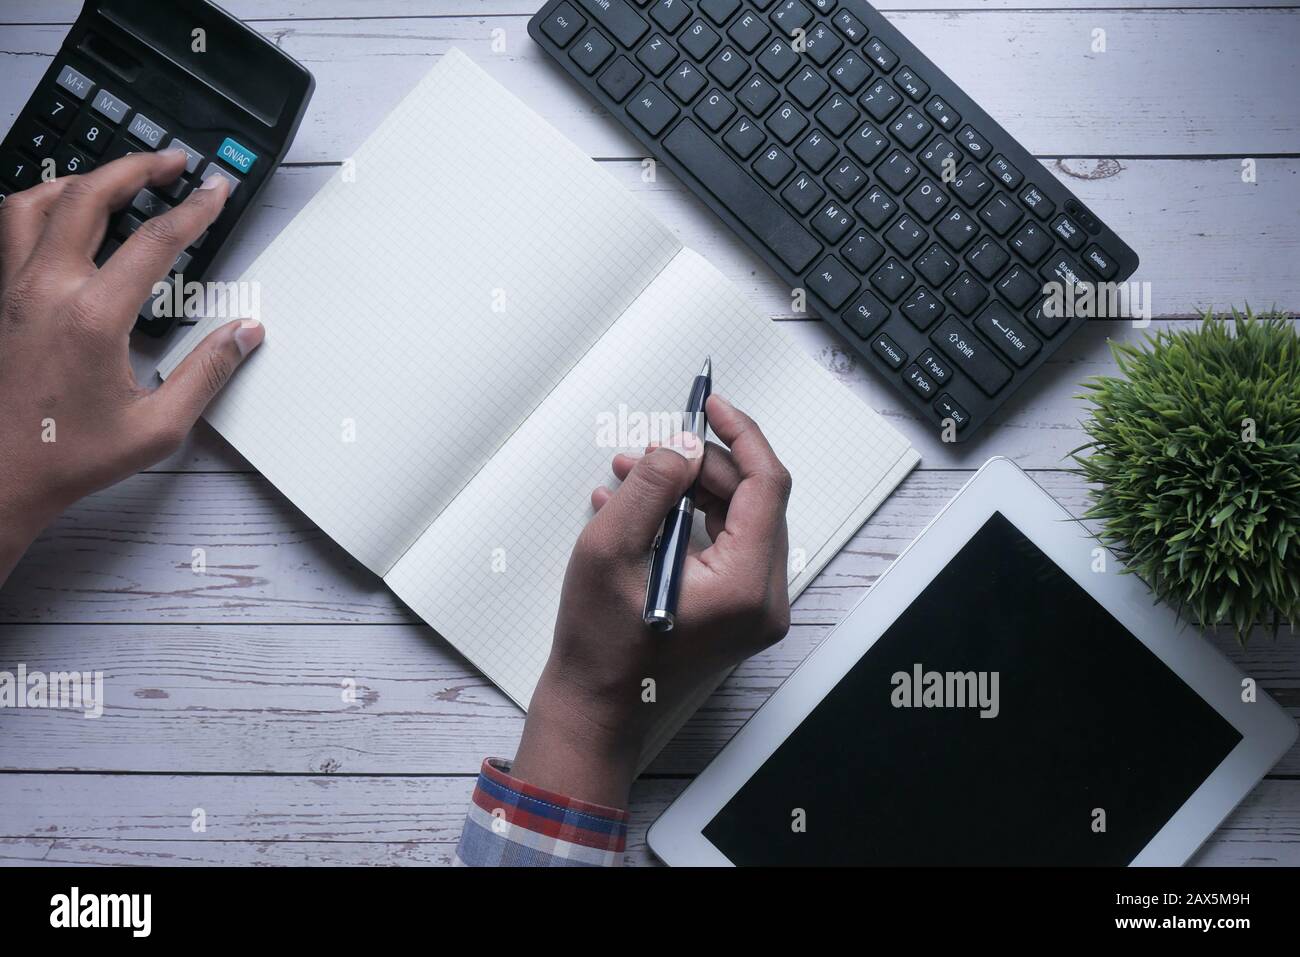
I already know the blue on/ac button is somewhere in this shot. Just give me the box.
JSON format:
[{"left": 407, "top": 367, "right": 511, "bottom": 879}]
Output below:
[{"left": 217, "top": 137, "right": 257, "bottom": 174}]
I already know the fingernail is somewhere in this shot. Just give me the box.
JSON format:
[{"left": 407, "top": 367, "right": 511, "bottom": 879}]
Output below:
[
  {"left": 198, "top": 174, "right": 229, "bottom": 195},
  {"left": 234, "top": 318, "right": 264, "bottom": 358},
  {"left": 162, "top": 148, "right": 188, "bottom": 160},
  {"left": 620, "top": 449, "right": 645, "bottom": 460},
  {"left": 662, "top": 431, "right": 703, "bottom": 461}
]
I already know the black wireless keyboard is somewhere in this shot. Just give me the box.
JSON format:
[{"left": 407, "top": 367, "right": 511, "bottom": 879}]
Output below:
[
  {"left": 0, "top": 0, "right": 313, "bottom": 337},
  {"left": 528, "top": 0, "right": 1139, "bottom": 441}
]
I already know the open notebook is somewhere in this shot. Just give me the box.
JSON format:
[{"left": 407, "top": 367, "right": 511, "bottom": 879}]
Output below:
[{"left": 160, "top": 48, "right": 919, "bottom": 758}]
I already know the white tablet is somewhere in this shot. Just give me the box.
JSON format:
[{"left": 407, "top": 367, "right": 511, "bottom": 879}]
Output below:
[{"left": 648, "top": 457, "right": 1297, "bottom": 866}]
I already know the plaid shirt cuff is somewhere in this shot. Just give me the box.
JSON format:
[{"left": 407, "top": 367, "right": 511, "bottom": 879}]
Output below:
[{"left": 455, "top": 758, "right": 629, "bottom": 867}]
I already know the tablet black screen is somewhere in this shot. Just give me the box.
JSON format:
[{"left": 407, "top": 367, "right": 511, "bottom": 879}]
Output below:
[{"left": 702, "top": 511, "right": 1242, "bottom": 865}]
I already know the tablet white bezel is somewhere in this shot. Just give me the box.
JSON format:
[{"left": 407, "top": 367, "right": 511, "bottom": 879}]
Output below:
[{"left": 647, "top": 456, "right": 1297, "bottom": 866}]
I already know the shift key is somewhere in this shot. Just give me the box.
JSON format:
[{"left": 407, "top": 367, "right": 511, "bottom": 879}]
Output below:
[
  {"left": 575, "top": 0, "right": 648, "bottom": 46},
  {"left": 931, "top": 316, "right": 1011, "bottom": 395}
]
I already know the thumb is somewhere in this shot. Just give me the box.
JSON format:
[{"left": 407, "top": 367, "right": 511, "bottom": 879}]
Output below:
[
  {"left": 149, "top": 318, "right": 264, "bottom": 430},
  {"left": 584, "top": 432, "right": 704, "bottom": 556}
]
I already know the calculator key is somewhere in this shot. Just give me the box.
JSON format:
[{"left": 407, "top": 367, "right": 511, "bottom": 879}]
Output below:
[
  {"left": 802, "top": 22, "right": 841, "bottom": 66},
  {"left": 728, "top": 11, "right": 770, "bottom": 53},
  {"left": 100, "top": 136, "right": 142, "bottom": 164},
  {"left": 813, "top": 92, "right": 858, "bottom": 136},
  {"left": 38, "top": 92, "right": 75, "bottom": 131},
  {"left": 933, "top": 393, "right": 970, "bottom": 429},
  {"left": 766, "top": 102, "right": 808, "bottom": 144},
  {"left": 845, "top": 122, "right": 887, "bottom": 167},
  {"left": 876, "top": 150, "right": 917, "bottom": 193},
  {"left": 889, "top": 107, "right": 932, "bottom": 150},
  {"left": 1009, "top": 221, "right": 1051, "bottom": 265},
  {"left": 795, "top": 129, "right": 836, "bottom": 172},
  {"left": 843, "top": 290, "right": 890, "bottom": 339},
  {"left": 895, "top": 68, "right": 929, "bottom": 102},
  {"left": 904, "top": 363, "right": 937, "bottom": 399},
  {"left": 599, "top": 56, "right": 645, "bottom": 101},
  {"left": 167, "top": 138, "right": 205, "bottom": 175},
  {"left": 680, "top": 19, "right": 721, "bottom": 59},
  {"left": 753, "top": 145, "right": 795, "bottom": 187},
  {"left": 936, "top": 207, "right": 978, "bottom": 251},
  {"left": 649, "top": 0, "right": 691, "bottom": 33},
  {"left": 700, "top": 0, "right": 740, "bottom": 25},
  {"left": 695, "top": 88, "right": 736, "bottom": 130},
  {"left": 869, "top": 256, "right": 913, "bottom": 302},
  {"left": 931, "top": 315, "right": 1010, "bottom": 395},
  {"left": 915, "top": 243, "right": 957, "bottom": 286},
  {"left": 918, "top": 349, "right": 952, "bottom": 385},
  {"left": 812, "top": 201, "right": 854, "bottom": 243},
  {"left": 853, "top": 185, "right": 897, "bottom": 230},
  {"left": 787, "top": 67, "right": 830, "bottom": 110},
  {"left": 94, "top": 238, "right": 120, "bottom": 268},
  {"left": 667, "top": 60, "right": 707, "bottom": 102},
  {"left": 974, "top": 301, "right": 1041, "bottom": 367},
  {"left": 995, "top": 264, "right": 1040, "bottom": 309},
  {"left": 200, "top": 162, "right": 241, "bottom": 195},
  {"left": 886, "top": 214, "right": 927, "bottom": 258},
  {"left": 55, "top": 64, "right": 94, "bottom": 100},
  {"left": 637, "top": 34, "right": 679, "bottom": 76},
  {"left": 568, "top": 30, "right": 614, "bottom": 76},
  {"left": 627, "top": 84, "right": 680, "bottom": 134},
  {"left": 543, "top": 2, "right": 587, "bottom": 45},
  {"left": 782, "top": 172, "right": 825, "bottom": 214},
  {"left": 956, "top": 124, "right": 990, "bottom": 158},
  {"left": 825, "top": 158, "right": 866, "bottom": 201},
  {"left": 738, "top": 75, "right": 779, "bottom": 115},
  {"left": 1050, "top": 214, "right": 1085, "bottom": 250},
  {"left": 0, "top": 150, "right": 38, "bottom": 190},
  {"left": 842, "top": 230, "right": 884, "bottom": 271},
  {"left": 965, "top": 236, "right": 1009, "bottom": 281},
  {"left": 576, "top": 0, "right": 647, "bottom": 46},
  {"left": 706, "top": 47, "right": 748, "bottom": 88},
  {"left": 860, "top": 81, "right": 901, "bottom": 122},
  {"left": 131, "top": 188, "right": 171, "bottom": 219},
  {"left": 988, "top": 154, "right": 1022, "bottom": 190},
  {"left": 159, "top": 176, "right": 192, "bottom": 201},
  {"left": 901, "top": 286, "right": 942, "bottom": 331},
  {"left": 864, "top": 38, "right": 897, "bottom": 72},
  {"left": 172, "top": 249, "right": 194, "bottom": 275},
  {"left": 942, "top": 271, "right": 988, "bottom": 316},
  {"left": 831, "top": 10, "right": 867, "bottom": 43},
  {"left": 52, "top": 144, "right": 93, "bottom": 177},
  {"left": 91, "top": 89, "right": 132, "bottom": 125},
  {"left": 978, "top": 193, "right": 1021, "bottom": 236},
  {"left": 70, "top": 113, "right": 111, "bottom": 156},
  {"left": 757, "top": 37, "right": 800, "bottom": 81},
  {"left": 1082, "top": 243, "right": 1118, "bottom": 280},
  {"left": 1019, "top": 184, "right": 1055, "bottom": 220},
  {"left": 871, "top": 332, "right": 906, "bottom": 369},
  {"left": 13, "top": 119, "right": 57, "bottom": 160},
  {"left": 904, "top": 177, "right": 949, "bottom": 223},
  {"left": 923, "top": 96, "right": 960, "bottom": 132},
  {"left": 190, "top": 230, "right": 209, "bottom": 249},
  {"left": 113, "top": 211, "right": 146, "bottom": 241},
  {"left": 807, "top": 254, "right": 859, "bottom": 308},
  {"left": 828, "top": 52, "right": 870, "bottom": 95},
  {"left": 127, "top": 113, "right": 168, "bottom": 150}
]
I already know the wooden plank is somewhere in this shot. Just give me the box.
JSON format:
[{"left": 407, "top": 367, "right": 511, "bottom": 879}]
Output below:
[
  {"left": 0, "top": 774, "right": 1294, "bottom": 866},
  {"left": 3, "top": 13, "right": 1299, "bottom": 158}
]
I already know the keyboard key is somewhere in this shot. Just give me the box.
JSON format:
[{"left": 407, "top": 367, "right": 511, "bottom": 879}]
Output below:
[
  {"left": 52, "top": 144, "right": 93, "bottom": 177},
  {"left": 628, "top": 83, "right": 680, "bottom": 134},
  {"left": 753, "top": 144, "right": 795, "bottom": 186},
  {"left": 988, "top": 154, "right": 1022, "bottom": 189},
  {"left": 923, "top": 95, "right": 960, "bottom": 132},
  {"left": 870, "top": 256, "right": 913, "bottom": 301},
  {"left": 782, "top": 172, "right": 825, "bottom": 214},
  {"left": 700, "top": 0, "right": 741, "bottom": 25},
  {"left": 695, "top": 88, "right": 736, "bottom": 130},
  {"left": 846, "top": 122, "right": 888, "bottom": 166},
  {"left": 131, "top": 187, "right": 171, "bottom": 219},
  {"left": 1050, "top": 213, "right": 1085, "bottom": 250},
  {"left": 649, "top": 0, "right": 691, "bottom": 33},
  {"left": 936, "top": 207, "right": 978, "bottom": 251},
  {"left": 904, "top": 177, "right": 949, "bottom": 222},
  {"left": 872, "top": 332, "right": 906, "bottom": 369},
  {"left": 543, "top": 2, "right": 587, "bottom": 45},
  {"left": 934, "top": 393, "right": 970, "bottom": 429},
  {"left": 13, "top": 119, "right": 57, "bottom": 160},
  {"left": 951, "top": 164, "right": 991, "bottom": 206},
  {"left": 1039, "top": 251, "right": 1087, "bottom": 293},
  {"left": 812, "top": 201, "right": 854, "bottom": 243},
  {"left": 765, "top": 102, "right": 808, "bottom": 144},
  {"left": 637, "top": 34, "right": 678, "bottom": 75},
  {"left": 895, "top": 68, "right": 929, "bottom": 102},
  {"left": 829, "top": 52, "right": 870, "bottom": 94},
  {"left": 978, "top": 193, "right": 1021, "bottom": 235},
  {"left": 663, "top": 119, "right": 820, "bottom": 272},
  {"left": 901, "top": 286, "right": 942, "bottom": 330},
  {"left": 680, "top": 19, "right": 721, "bottom": 59},
  {"left": 975, "top": 301, "right": 1041, "bottom": 367},
  {"left": 571, "top": 29, "right": 615, "bottom": 74},
  {"left": 965, "top": 236, "right": 1010, "bottom": 280},
  {"left": 864, "top": 38, "right": 897, "bottom": 72},
  {"left": 876, "top": 151, "right": 917, "bottom": 193},
  {"left": 886, "top": 213, "right": 927, "bottom": 258},
  {"left": 127, "top": 113, "right": 168, "bottom": 150},
  {"left": 943, "top": 271, "right": 988, "bottom": 316},
  {"left": 0, "top": 149, "right": 38, "bottom": 190},
  {"left": 707, "top": 47, "right": 748, "bottom": 88},
  {"left": 904, "top": 363, "right": 937, "bottom": 399},
  {"left": 1019, "top": 184, "right": 1055, "bottom": 220},
  {"left": 803, "top": 22, "right": 842, "bottom": 66},
  {"left": 91, "top": 88, "right": 131, "bottom": 125},
  {"left": 825, "top": 158, "right": 866, "bottom": 200},
  {"left": 724, "top": 116, "right": 763, "bottom": 160},
  {"left": 807, "top": 254, "right": 858, "bottom": 307},
  {"left": 771, "top": 0, "right": 813, "bottom": 33},
  {"left": 995, "top": 264, "right": 1040, "bottom": 309},
  {"left": 931, "top": 315, "right": 1011, "bottom": 395},
  {"left": 1083, "top": 243, "right": 1118, "bottom": 280},
  {"left": 37, "top": 91, "right": 75, "bottom": 132},
  {"left": 728, "top": 11, "right": 770, "bottom": 53},
  {"left": 831, "top": 10, "right": 867, "bottom": 43},
  {"left": 666, "top": 60, "right": 707, "bottom": 101},
  {"left": 1009, "top": 221, "right": 1051, "bottom": 265},
  {"left": 55, "top": 64, "right": 94, "bottom": 100},
  {"left": 918, "top": 349, "right": 952, "bottom": 385},
  {"left": 795, "top": 129, "right": 837, "bottom": 171},
  {"left": 787, "top": 67, "right": 830, "bottom": 109},
  {"left": 956, "top": 124, "right": 990, "bottom": 158},
  {"left": 739, "top": 75, "right": 779, "bottom": 115},
  {"left": 854, "top": 185, "right": 897, "bottom": 230},
  {"left": 70, "top": 112, "right": 111, "bottom": 156},
  {"left": 844, "top": 290, "right": 890, "bottom": 338},
  {"left": 915, "top": 243, "right": 957, "bottom": 286},
  {"left": 860, "top": 80, "right": 901, "bottom": 122},
  {"left": 576, "top": 0, "right": 648, "bottom": 46},
  {"left": 599, "top": 56, "right": 644, "bottom": 101},
  {"left": 814, "top": 92, "right": 858, "bottom": 136},
  {"left": 1026, "top": 298, "right": 1068, "bottom": 338},
  {"left": 758, "top": 38, "right": 800, "bottom": 80},
  {"left": 889, "top": 107, "right": 932, "bottom": 149},
  {"left": 842, "top": 229, "right": 885, "bottom": 271}
]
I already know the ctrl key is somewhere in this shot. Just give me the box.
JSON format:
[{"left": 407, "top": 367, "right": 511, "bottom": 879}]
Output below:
[
  {"left": 871, "top": 332, "right": 906, "bottom": 370},
  {"left": 933, "top": 393, "right": 970, "bottom": 430}
]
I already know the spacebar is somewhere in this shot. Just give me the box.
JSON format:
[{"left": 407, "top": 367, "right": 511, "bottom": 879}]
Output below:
[{"left": 664, "top": 119, "right": 821, "bottom": 274}]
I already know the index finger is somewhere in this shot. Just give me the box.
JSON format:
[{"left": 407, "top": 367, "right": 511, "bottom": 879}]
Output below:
[
  {"left": 33, "top": 149, "right": 189, "bottom": 266},
  {"left": 703, "top": 394, "right": 792, "bottom": 549}
]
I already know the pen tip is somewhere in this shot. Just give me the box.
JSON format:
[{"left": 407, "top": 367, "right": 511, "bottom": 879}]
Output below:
[{"left": 700, "top": 355, "right": 712, "bottom": 378}]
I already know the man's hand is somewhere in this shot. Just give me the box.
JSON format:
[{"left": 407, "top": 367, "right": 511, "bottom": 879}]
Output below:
[
  {"left": 511, "top": 394, "right": 793, "bottom": 807},
  {"left": 0, "top": 151, "right": 264, "bottom": 581}
]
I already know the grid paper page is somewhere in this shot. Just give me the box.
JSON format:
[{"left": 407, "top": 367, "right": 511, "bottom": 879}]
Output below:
[
  {"left": 158, "top": 48, "right": 681, "bottom": 574},
  {"left": 386, "top": 248, "right": 919, "bottom": 714}
]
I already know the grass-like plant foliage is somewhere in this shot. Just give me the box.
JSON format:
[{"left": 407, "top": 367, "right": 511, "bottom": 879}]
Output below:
[{"left": 1074, "top": 309, "right": 1300, "bottom": 643}]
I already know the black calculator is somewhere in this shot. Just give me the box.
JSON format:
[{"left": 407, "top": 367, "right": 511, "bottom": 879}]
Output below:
[{"left": 0, "top": 0, "right": 314, "bottom": 336}]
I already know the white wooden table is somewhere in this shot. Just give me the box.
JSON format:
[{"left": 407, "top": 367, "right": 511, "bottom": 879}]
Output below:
[{"left": 1, "top": 0, "right": 1297, "bottom": 866}]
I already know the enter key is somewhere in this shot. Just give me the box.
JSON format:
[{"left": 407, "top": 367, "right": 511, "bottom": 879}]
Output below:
[{"left": 974, "top": 301, "right": 1041, "bottom": 368}]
